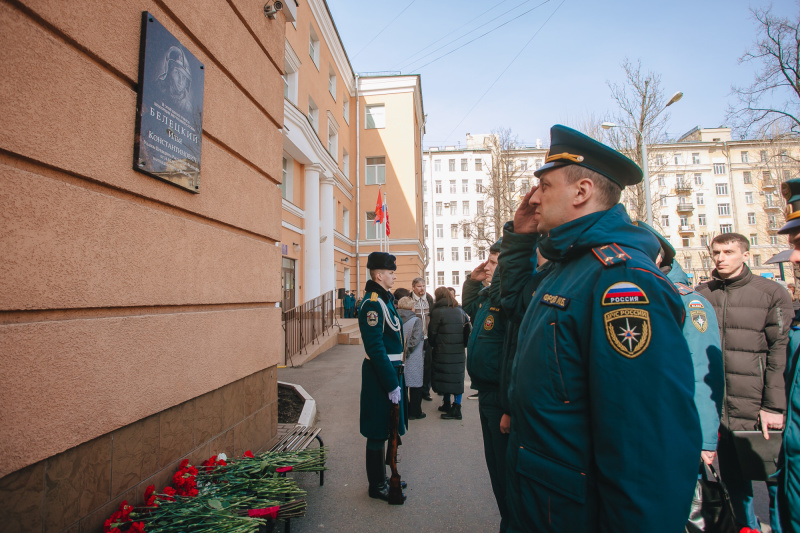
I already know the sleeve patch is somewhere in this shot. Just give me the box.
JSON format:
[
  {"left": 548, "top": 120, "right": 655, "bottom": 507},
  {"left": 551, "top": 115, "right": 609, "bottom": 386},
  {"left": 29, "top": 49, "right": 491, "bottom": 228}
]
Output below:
[
  {"left": 601, "top": 282, "right": 649, "bottom": 306},
  {"left": 688, "top": 299, "right": 704, "bottom": 309},
  {"left": 540, "top": 294, "right": 570, "bottom": 309},
  {"left": 366, "top": 310, "right": 379, "bottom": 326},
  {"left": 604, "top": 308, "right": 651, "bottom": 358},
  {"left": 690, "top": 310, "right": 708, "bottom": 332},
  {"left": 591, "top": 243, "right": 630, "bottom": 267},
  {"left": 483, "top": 315, "right": 495, "bottom": 331}
]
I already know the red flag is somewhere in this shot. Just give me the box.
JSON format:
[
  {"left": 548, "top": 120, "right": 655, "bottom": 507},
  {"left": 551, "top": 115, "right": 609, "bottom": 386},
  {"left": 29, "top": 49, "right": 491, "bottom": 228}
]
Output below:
[
  {"left": 374, "top": 189, "right": 383, "bottom": 224},
  {"left": 384, "top": 198, "right": 390, "bottom": 236}
]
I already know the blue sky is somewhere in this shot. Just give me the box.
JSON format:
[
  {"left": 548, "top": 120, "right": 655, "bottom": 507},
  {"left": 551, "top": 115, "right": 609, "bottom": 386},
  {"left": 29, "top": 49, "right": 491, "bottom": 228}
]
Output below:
[{"left": 327, "top": 0, "right": 798, "bottom": 148}]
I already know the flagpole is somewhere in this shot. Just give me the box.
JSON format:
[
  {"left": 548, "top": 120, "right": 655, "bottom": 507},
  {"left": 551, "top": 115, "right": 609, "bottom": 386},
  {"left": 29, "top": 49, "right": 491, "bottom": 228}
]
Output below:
[{"left": 384, "top": 192, "right": 389, "bottom": 253}]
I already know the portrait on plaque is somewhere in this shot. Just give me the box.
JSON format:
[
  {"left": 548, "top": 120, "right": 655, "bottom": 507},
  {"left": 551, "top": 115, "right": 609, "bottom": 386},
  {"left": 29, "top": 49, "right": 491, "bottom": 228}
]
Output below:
[{"left": 134, "top": 12, "right": 205, "bottom": 192}]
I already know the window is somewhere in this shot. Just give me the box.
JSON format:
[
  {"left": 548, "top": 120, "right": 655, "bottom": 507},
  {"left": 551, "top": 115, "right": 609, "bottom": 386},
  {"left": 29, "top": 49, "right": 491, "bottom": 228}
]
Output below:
[
  {"left": 506, "top": 161, "right": 514, "bottom": 173},
  {"left": 476, "top": 179, "right": 483, "bottom": 193},
  {"left": 741, "top": 151, "right": 749, "bottom": 163},
  {"left": 365, "top": 105, "right": 385, "bottom": 129},
  {"left": 696, "top": 193, "right": 704, "bottom": 205},
  {"left": 437, "top": 272, "right": 444, "bottom": 285},
  {"left": 449, "top": 159, "right": 455, "bottom": 172},
  {"left": 327, "top": 115, "right": 338, "bottom": 157},
  {"left": 784, "top": 169, "right": 792, "bottom": 181},
  {"left": 661, "top": 215, "right": 670, "bottom": 227},
  {"left": 747, "top": 212, "right": 756, "bottom": 225},
  {"left": 713, "top": 163, "right": 726, "bottom": 175},
  {"left": 475, "top": 159, "right": 482, "bottom": 171},
  {"left": 343, "top": 97, "right": 349, "bottom": 124},
  {"left": 658, "top": 174, "right": 666, "bottom": 187},
  {"left": 743, "top": 171, "right": 752, "bottom": 184},
  {"left": 465, "top": 270, "right": 471, "bottom": 282},
  {"left": 698, "top": 214, "right": 707, "bottom": 226},
  {"left": 425, "top": 272, "right": 430, "bottom": 286},
  {"left": 754, "top": 254, "right": 762, "bottom": 266},
  {"left": 464, "top": 247, "right": 471, "bottom": 261},
  {"left": 307, "top": 97, "right": 319, "bottom": 132},
  {"left": 718, "top": 203, "right": 731, "bottom": 216},
  {"left": 781, "top": 149, "right": 789, "bottom": 162},
  {"left": 434, "top": 160, "right": 441, "bottom": 172},
  {"left": 535, "top": 159, "right": 543, "bottom": 169},
  {"left": 436, "top": 224, "right": 443, "bottom": 237},
  {"left": 283, "top": 54, "right": 299, "bottom": 104},
  {"left": 452, "top": 271, "right": 460, "bottom": 285},
  {"left": 450, "top": 180, "right": 456, "bottom": 194},
  {"left": 477, "top": 224, "right": 485, "bottom": 238},
  {"left": 760, "top": 150, "right": 768, "bottom": 162},
  {"left": 462, "top": 201, "right": 470, "bottom": 216},
  {"left": 520, "top": 160, "right": 528, "bottom": 171},
  {"left": 715, "top": 183, "right": 729, "bottom": 195},
  {"left": 656, "top": 154, "right": 665, "bottom": 166},
  {"left": 703, "top": 256, "right": 712, "bottom": 269},
  {"left": 771, "top": 235, "right": 778, "bottom": 245},
  {"left": 477, "top": 201, "right": 484, "bottom": 216},
  {"left": 436, "top": 248, "right": 444, "bottom": 261},
  {"left": 763, "top": 170, "right": 772, "bottom": 181},
  {"left": 342, "top": 208, "right": 349, "bottom": 237},
  {"left": 452, "top": 248, "right": 459, "bottom": 261},
  {"left": 424, "top": 224, "right": 428, "bottom": 238},
  {"left": 701, "top": 234, "right": 709, "bottom": 247},
  {"left": 366, "top": 157, "right": 385, "bottom": 184},
  {"left": 309, "top": 26, "right": 320, "bottom": 67},
  {"left": 462, "top": 180, "right": 469, "bottom": 193},
  {"left": 684, "top": 255, "right": 692, "bottom": 269},
  {"left": 280, "top": 156, "right": 293, "bottom": 201},
  {"left": 461, "top": 158, "right": 468, "bottom": 171},
  {"left": 366, "top": 212, "right": 377, "bottom": 239},
  {"left": 451, "top": 224, "right": 458, "bottom": 238},
  {"left": 682, "top": 237, "right": 690, "bottom": 247},
  {"left": 521, "top": 179, "right": 530, "bottom": 194},
  {"left": 450, "top": 202, "right": 457, "bottom": 215},
  {"left": 766, "top": 193, "right": 777, "bottom": 207},
  {"left": 328, "top": 66, "right": 337, "bottom": 99},
  {"left": 343, "top": 149, "right": 349, "bottom": 177},
  {"left": 676, "top": 174, "right": 685, "bottom": 187},
  {"left": 508, "top": 180, "right": 516, "bottom": 193},
  {"left": 462, "top": 224, "right": 469, "bottom": 238},
  {"left": 679, "top": 215, "right": 688, "bottom": 226},
  {"left": 694, "top": 173, "right": 703, "bottom": 185},
  {"left": 692, "top": 153, "right": 701, "bottom": 164},
  {"left": 674, "top": 153, "right": 682, "bottom": 165},
  {"left": 435, "top": 202, "right": 442, "bottom": 216},
  {"left": 745, "top": 192, "right": 753, "bottom": 204},
  {"left": 435, "top": 180, "right": 442, "bottom": 193},
  {"left": 720, "top": 224, "right": 733, "bottom": 234},
  {"left": 478, "top": 247, "right": 486, "bottom": 260},
  {"left": 750, "top": 234, "right": 758, "bottom": 246},
  {"left": 660, "top": 196, "right": 668, "bottom": 207}
]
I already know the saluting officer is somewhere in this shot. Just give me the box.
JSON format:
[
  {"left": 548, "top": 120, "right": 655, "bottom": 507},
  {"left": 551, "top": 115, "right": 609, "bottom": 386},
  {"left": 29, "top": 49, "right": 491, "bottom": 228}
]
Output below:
[
  {"left": 358, "top": 251, "right": 407, "bottom": 502},
  {"left": 501, "top": 125, "right": 702, "bottom": 532}
]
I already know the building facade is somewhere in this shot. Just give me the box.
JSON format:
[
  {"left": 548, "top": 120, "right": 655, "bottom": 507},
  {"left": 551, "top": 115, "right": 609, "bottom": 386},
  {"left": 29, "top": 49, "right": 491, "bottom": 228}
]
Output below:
[{"left": 281, "top": 0, "right": 425, "bottom": 310}]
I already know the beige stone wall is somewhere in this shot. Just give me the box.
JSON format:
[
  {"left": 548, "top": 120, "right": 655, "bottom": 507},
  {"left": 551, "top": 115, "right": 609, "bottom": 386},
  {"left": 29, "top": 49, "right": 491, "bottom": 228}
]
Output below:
[{"left": 0, "top": 0, "right": 285, "bottom": 530}]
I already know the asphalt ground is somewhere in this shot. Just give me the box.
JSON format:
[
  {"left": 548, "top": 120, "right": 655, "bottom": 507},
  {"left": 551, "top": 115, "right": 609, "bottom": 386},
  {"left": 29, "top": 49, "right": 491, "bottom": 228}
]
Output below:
[{"left": 279, "top": 342, "right": 774, "bottom": 532}]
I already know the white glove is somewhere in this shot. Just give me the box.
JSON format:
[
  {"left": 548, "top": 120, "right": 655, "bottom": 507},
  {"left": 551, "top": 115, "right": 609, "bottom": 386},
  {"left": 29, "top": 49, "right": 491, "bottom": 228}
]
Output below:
[{"left": 388, "top": 387, "right": 401, "bottom": 404}]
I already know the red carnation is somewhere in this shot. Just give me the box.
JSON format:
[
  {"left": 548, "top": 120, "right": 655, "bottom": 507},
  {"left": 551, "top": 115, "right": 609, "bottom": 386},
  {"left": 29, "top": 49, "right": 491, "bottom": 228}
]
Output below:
[{"left": 243, "top": 450, "right": 254, "bottom": 458}]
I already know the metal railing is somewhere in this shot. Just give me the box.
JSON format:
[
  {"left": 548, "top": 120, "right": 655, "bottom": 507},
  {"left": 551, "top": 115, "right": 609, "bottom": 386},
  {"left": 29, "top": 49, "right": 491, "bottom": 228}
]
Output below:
[{"left": 282, "top": 290, "right": 336, "bottom": 366}]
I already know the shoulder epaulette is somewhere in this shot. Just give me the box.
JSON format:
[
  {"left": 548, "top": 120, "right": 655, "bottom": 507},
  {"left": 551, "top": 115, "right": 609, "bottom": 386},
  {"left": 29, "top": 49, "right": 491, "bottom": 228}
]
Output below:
[
  {"left": 370, "top": 292, "right": 379, "bottom": 302},
  {"left": 591, "top": 243, "right": 630, "bottom": 267},
  {"left": 674, "top": 282, "right": 694, "bottom": 296}
]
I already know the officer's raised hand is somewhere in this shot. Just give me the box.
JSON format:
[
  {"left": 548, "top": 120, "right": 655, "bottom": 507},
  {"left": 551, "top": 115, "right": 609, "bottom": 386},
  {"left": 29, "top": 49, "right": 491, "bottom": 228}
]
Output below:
[
  {"left": 470, "top": 261, "right": 489, "bottom": 283},
  {"left": 513, "top": 187, "right": 539, "bottom": 234}
]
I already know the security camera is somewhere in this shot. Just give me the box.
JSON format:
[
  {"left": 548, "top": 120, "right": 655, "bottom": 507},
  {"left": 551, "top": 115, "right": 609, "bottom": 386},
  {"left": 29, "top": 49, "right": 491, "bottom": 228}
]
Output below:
[{"left": 264, "top": 1, "right": 283, "bottom": 19}]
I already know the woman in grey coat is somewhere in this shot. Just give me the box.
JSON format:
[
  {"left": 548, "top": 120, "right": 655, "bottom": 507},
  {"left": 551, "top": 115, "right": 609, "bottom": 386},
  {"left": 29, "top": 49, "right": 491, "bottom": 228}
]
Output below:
[{"left": 396, "top": 296, "right": 426, "bottom": 419}]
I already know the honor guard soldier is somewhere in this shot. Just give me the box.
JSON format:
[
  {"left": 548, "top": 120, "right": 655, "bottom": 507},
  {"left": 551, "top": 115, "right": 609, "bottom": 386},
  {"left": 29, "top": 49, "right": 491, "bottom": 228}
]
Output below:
[
  {"left": 777, "top": 178, "right": 800, "bottom": 532},
  {"left": 634, "top": 220, "right": 724, "bottom": 467},
  {"left": 359, "top": 251, "right": 407, "bottom": 502},
  {"left": 501, "top": 125, "right": 702, "bottom": 532}
]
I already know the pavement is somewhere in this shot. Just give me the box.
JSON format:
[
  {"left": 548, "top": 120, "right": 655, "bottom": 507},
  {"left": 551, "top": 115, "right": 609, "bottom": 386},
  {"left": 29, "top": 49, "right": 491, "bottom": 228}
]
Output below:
[
  {"left": 278, "top": 342, "right": 776, "bottom": 533},
  {"left": 278, "top": 343, "right": 501, "bottom": 533}
]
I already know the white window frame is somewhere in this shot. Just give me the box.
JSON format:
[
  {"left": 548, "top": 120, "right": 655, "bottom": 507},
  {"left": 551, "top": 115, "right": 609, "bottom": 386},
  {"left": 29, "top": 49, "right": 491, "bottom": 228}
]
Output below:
[
  {"left": 436, "top": 224, "right": 443, "bottom": 238},
  {"left": 745, "top": 192, "right": 753, "bottom": 205},
  {"left": 713, "top": 163, "right": 726, "bottom": 175},
  {"left": 365, "top": 104, "right": 385, "bottom": 129},
  {"left": 342, "top": 207, "right": 350, "bottom": 237},
  {"left": 365, "top": 212, "right": 377, "bottom": 240},
  {"left": 307, "top": 97, "right": 319, "bottom": 132},
  {"left": 328, "top": 65, "right": 337, "bottom": 100},
  {"left": 281, "top": 155, "right": 294, "bottom": 202},
  {"left": 343, "top": 149, "right": 349, "bottom": 177},
  {"left": 309, "top": 26, "right": 320, "bottom": 68},
  {"left": 747, "top": 212, "right": 756, "bottom": 225},
  {"left": 284, "top": 43, "right": 301, "bottom": 105},
  {"left": 718, "top": 203, "right": 731, "bottom": 216},
  {"left": 343, "top": 97, "right": 349, "bottom": 124},
  {"left": 365, "top": 156, "right": 386, "bottom": 185},
  {"left": 327, "top": 112, "right": 339, "bottom": 158}
]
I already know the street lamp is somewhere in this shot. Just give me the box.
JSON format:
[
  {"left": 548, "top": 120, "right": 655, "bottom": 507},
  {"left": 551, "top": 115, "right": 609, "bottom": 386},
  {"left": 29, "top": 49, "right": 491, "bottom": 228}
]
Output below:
[{"left": 601, "top": 91, "right": 683, "bottom": 226}]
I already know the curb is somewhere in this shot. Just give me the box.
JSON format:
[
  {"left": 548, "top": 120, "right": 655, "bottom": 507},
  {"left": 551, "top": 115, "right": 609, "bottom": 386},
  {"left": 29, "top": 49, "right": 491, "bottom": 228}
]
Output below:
[{"left": 278, "top": 381, "right": 317, "bottom": 426}]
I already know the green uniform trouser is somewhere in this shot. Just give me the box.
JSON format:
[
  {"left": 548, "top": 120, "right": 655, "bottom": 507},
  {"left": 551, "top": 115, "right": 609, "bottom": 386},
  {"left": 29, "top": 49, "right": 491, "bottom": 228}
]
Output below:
[{"left": 479, "top": 390, "right": 509, "bottom": 532}]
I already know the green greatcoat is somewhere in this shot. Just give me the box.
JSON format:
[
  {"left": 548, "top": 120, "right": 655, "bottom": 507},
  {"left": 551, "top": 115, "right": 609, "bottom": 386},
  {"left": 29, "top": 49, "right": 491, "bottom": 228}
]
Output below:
[{"left": 359, "top": 279, "right": 407, "bottom": 440}]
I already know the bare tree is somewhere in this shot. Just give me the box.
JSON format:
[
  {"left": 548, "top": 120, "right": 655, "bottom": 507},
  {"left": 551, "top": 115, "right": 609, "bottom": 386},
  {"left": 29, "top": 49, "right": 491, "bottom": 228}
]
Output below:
[
  {"left": 460, "top": 128, "right": 526, "bottom": 249},
  {"left": 606, "top": 59, "right": 674, "bottom": 223},
  {"left": 728, "top": 6, "right": 800, "bottom": 137}
]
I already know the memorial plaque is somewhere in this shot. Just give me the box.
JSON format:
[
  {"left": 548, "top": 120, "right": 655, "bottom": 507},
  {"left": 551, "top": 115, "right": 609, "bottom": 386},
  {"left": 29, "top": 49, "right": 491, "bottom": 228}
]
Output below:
[{"left": 134, "top": 12, "right": 204, "bottom": 192}]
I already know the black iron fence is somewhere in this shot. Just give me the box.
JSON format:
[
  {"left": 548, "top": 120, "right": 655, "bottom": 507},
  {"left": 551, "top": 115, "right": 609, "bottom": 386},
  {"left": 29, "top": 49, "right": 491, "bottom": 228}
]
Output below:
[{"left": 282, "top": 290, "right": 336, "bottom": 366}]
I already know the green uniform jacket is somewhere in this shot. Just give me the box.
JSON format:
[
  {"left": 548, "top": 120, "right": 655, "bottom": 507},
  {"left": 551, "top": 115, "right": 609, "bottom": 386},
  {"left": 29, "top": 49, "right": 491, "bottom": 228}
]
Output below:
[
  {"left": 463, "top": 277, "right": 505, "bottom": 392},
  {"left": 780, "top": 308, "right": 800, "bottom": 531},
  {"left": 358, "top": 279, "right": 407, "bottom": 440}
]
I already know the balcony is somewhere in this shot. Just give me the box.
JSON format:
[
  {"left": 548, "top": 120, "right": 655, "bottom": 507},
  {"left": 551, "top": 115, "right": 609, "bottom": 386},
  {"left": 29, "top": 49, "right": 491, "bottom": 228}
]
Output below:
[
  {"left": 678, "top": 224, "right": 696, "bottom": 234},
  {"left": 762, "top": 178, "right": 777, "bottom": 190},
  {"left": 676, "top": 202, "right": 694, "bottom": 213},
  {"left": 768, "top": 225, "right": 780, "bottom": 232},
  {"left": 675, "top": 181, "right": 692, "bottom": 193},
  {"left": 764, "top": 203, "right": 782, "bottom": 211}
]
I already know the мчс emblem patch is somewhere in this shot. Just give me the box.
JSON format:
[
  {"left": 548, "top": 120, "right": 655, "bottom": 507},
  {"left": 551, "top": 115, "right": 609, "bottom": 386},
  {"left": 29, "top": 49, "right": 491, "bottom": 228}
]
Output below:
[
  {"left": 604, "top": 308, "right": 651, "bottom": 358},
  {"left": 601, "top": 282, "right": 649, "bottom": 305},
  {"left": 366, "top": 310, "right": 379, "bottom": 326},
  {"left": 690, "top": 310, "right": 708, "bottom": 332},
  {"left": 484, "top": 315, "right": 495, "bottom": 331}
]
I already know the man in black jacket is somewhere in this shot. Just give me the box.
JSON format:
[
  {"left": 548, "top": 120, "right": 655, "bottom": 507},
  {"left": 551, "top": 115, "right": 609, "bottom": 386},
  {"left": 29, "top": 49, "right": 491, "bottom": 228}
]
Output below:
[{"left": 697, "top": 232, "right": 793, "bottom": 531}]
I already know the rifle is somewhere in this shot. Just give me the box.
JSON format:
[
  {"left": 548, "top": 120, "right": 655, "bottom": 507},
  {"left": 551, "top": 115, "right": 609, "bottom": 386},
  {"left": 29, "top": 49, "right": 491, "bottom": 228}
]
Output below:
[{"left": 386, "top": 394, "right": 404, "bottom": 505}]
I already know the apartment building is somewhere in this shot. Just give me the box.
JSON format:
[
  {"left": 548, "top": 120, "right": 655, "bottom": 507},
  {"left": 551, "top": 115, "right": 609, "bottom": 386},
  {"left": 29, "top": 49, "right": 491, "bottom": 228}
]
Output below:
[
  {"left": 423, "top": 128, "right": 799, "bottom": 296},
  {"left": 281, "top": 0, "right": 425, "bottom": 309}
]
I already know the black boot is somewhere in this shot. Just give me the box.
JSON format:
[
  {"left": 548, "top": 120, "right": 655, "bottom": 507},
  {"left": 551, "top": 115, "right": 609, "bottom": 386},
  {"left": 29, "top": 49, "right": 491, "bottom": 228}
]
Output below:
[
  {"left": 441, "top": 403, "right": 462, "bottom": 420},
  {"left": 366, "top": 448, "right": 390, "bottom": 500},
  {"left": 438, "top": 399, "right": 452, "bottom": 412}
]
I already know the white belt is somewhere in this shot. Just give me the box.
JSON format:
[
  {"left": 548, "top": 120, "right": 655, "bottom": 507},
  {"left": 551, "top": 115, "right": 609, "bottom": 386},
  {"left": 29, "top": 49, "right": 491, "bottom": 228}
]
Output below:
[{"left": 365, "top": 353, "right": 403, "bottom": 361}]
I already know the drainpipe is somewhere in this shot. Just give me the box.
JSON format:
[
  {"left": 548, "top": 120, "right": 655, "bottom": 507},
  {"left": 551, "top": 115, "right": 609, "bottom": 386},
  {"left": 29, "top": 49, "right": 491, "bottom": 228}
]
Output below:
[
  {"left": 420, "top": 113, "right": 428, "bottom": 273},
  {"left": 723, "top": 141, "right": 737, "bottom": 233},
  {"left": 355, "top": 74, "right": 361, "bottom": 293}
]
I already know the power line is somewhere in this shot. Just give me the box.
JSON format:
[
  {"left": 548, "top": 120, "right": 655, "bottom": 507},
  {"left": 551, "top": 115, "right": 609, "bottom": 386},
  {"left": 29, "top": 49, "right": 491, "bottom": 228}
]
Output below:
[
  {"left": 405, "top": 0, "right": 552, "bottom": 73},
  {"left": 394, "top": 0, "right": 522, "bottom": 71},
  {"left": 352, "top": 0, "right": 418, "bottom": 59},
  {"left": 443, "top": 0, "right": 566, "bottom": 144}
]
